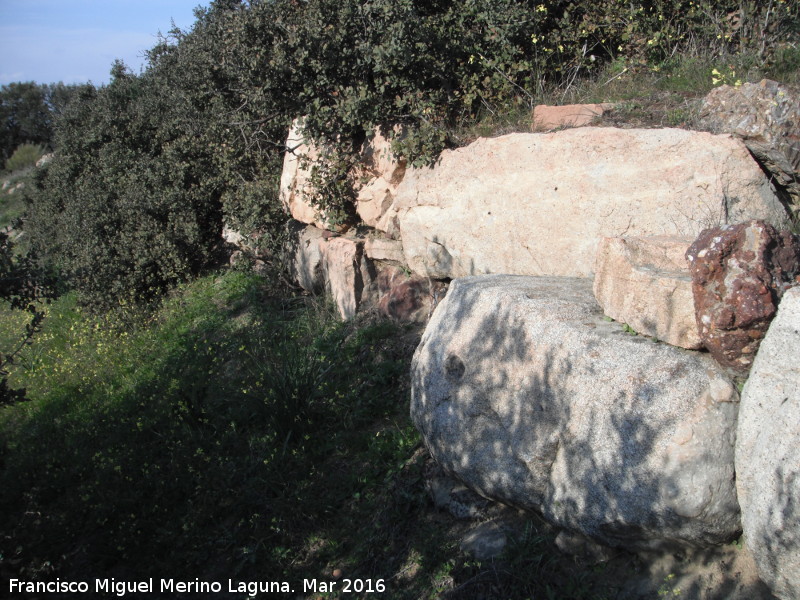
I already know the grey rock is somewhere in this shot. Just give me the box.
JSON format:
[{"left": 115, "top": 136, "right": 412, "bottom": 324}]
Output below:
[
  {"left": 461, "top": 521, "right": 508, "bottom": 561},
  {"left": 286, "top": 220, "right": 326, "bottom": 294},
  {"left": 736, "top": 285, "right": 800, "bottom": 600},
  {"left": 700, "top": 79, "right": 800, "bottom": 214},
  {"left": 411, "top": 275, "right": 741, "bottom": 550}
]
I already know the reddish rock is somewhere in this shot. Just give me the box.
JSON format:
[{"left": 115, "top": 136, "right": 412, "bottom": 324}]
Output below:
[
  {"left": 374, "top": 266, "right": 447, "bottom": 323},
  {"left": 532, "top": 103, "right": 613, "bottom": 131},
  {"left": 686, "top": 220, "right": 800, "bottom": 372}
]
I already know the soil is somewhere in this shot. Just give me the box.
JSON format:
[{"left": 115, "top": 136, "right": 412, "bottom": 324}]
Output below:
[{"left": 422, "top": 459, "right": 774, "bottom": 600}]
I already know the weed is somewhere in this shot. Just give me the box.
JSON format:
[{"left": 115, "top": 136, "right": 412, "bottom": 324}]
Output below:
[
  {"left": 622, "top": 323, "right": 638, "bottom": 336},
  {"left": 0, "top": 271, "right": 419, "bottom": 589},
  {"left": 658, "top": 573, "right": 683, "bottom": 597}
]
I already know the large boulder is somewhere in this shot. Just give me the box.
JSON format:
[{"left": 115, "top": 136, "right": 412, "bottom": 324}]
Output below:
[
  {"left": 699, "top": 79, "right": 800, "bottom": 213},
  {"left": 392, "top": 128, "right": 789, "bottom": 279},
  {"left": 686, "top": 220, "right": 800, "bottom": 372},
  {"left": 411, "top": 275, "right": 741, "bottom": 550},
  {"left": 736, "top": 285, "right": 800, "bottom": 600},
  {"left": 593, "top": 235, "right": 701, "bottom": 349}
]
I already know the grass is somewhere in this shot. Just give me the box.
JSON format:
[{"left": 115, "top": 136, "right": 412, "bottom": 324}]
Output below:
[
  {"left": 0, "top": 272, "right": 421, "bottom": 594},
  {"left": 0, "top": 270, "right": 646, "bottom": 599},
  {"left": 451, "top": 46, "right": 800, "bottom": 144}
]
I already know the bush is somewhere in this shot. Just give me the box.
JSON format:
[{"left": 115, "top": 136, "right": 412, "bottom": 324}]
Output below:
[
  {"left": 23, "top": 0, "right": 800, "bottom": 307},
  {"left": 4, "top": 143, "right": 45, "bottom": 173},
  {"left": 25, "top": 62, "right": 227, "bottom": 309},
  {"left": 0, "top": 231, "right": 54, "bottom": 406}
]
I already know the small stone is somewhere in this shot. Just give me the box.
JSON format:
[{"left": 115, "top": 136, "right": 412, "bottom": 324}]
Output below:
[
  {"left": 460, "top": 521, "right": 508, "bottom": 561},
  {"left": 555, "top": 531, "right": 616, "bottom": 564},
  {"left": 532, "top": 103, "right": 614, "bottom": 131},
  {"left": 686, "top": 220, "right": 800, "bottom": 372}
]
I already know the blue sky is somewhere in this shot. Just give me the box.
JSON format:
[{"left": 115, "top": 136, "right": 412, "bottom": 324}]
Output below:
[{"left": 0, "top": 0, "right": 206, "bottom": 86}]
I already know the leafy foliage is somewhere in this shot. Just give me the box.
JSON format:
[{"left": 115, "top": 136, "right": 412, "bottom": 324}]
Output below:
[
  {"left": 4, "top": 143, "right": 46, "bottom": 173},
  {"left": 0, "top": 231, "right": 54, "bottom": 406},
  {"left": 21, "top": 0, "right": 800, "bottom": 307},
  {"left": 25, "top": 62, "right": 227, "bottom": 309},
  {"left": 0, "top": 81, "right": 88, "bottom": 164}
]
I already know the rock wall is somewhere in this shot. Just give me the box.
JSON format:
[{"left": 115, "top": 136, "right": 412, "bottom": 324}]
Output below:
[
  {"left": 243, "top": 102, "right": 799, "bottom": 593},
  {"left": 281, "top": 125, "right": 788, "bottom": 285}
]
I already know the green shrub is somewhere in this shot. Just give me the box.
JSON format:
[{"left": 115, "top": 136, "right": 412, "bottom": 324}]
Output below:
[
  {"left": 0, "top": 230, "right": 55, "bottom": 406},
  {"left": 22, "top": 0, "right": 799, "bottom": 308},
  {"left": 4, "top": 143, "right": 45, "bottom": 173},
  {"left": 25, "top": 63, "right": 227, "bottom": 309},
  {"left": 0, "top": 271, "right": 412, "bottom": 582}
]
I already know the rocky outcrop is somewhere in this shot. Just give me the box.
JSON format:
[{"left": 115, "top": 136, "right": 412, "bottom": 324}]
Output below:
[
  {"left": 279, "top": 119, "right": 331, "bottom": 230},
  {"left": 700, "top": 79, "right": 800, "bottom": 213},
  {"left": 593, "top": 235, "right": 701, "bottom": 349},
  {"left": 279, "top": 119, "right": 405, "bottom": 235},
  {"left": 393, "top": 128, "right": 788, "bottom": 279},
  {"left": 686, "top": 220, "right": 800, "bottom": 372},
  {"left": 736, "top": 285, "right": 800, "bottom": 600},
  {"left": 355, "top": 127, "right": 407, "bottom": 235},
  {"left": 285, "top": 222, "right": 442, "bottom": 322},
  {"left": 532, "top": 103, "right": 613, "bottom": 131},
  {"left": 411, "top": 275, "right": 741, "bottom": 550}
]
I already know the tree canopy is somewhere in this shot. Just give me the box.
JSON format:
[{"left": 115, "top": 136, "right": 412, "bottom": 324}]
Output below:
[{"left": 17, "top": 0, "right": 800, "bottom": 309}]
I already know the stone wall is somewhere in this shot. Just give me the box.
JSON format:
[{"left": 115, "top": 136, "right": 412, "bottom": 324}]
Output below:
[{"left": 232, "top": 94, "right": 800, "bottom": 598}]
